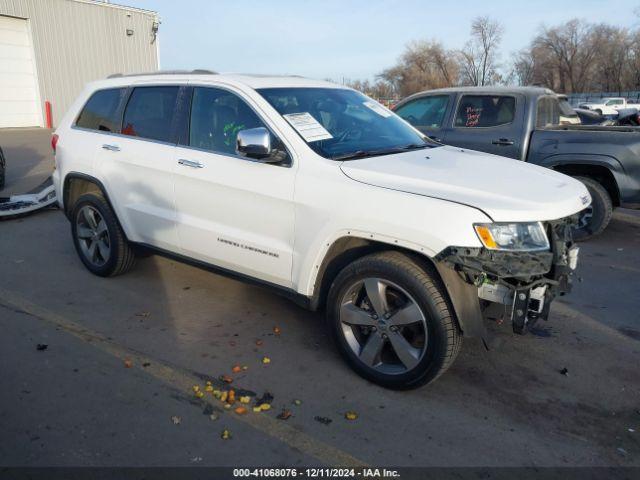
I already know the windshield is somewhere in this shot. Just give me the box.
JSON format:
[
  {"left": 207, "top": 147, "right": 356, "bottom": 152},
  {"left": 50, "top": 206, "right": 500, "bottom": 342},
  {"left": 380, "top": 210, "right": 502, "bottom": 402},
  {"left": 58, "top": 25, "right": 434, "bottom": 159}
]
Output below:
[{"left": 257, "top": 87, "right": 437, "bottom": 160}]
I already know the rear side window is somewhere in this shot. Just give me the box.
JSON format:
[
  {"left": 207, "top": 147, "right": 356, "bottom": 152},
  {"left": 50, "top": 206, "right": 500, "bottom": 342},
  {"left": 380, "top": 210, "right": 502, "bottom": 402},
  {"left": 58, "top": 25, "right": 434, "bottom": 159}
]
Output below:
[
  {"left": 395, "top": 95, "right": 449, "bottom": 128},
  {"left": 122, "top": 86, "right": 179, "bottom": 142},
  {"left": 76, "top": 88, "right": 126, "bottom": 132},
  {"left": 536, "top": 97, "right": 561, "bottom": 128},
  {"left": 454, "top": 95, "right": 515, "bottom": 128}
]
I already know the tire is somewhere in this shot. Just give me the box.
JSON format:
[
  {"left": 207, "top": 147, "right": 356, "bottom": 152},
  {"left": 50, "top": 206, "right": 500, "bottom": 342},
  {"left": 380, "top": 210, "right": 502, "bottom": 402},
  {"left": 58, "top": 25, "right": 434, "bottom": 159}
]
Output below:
[
  {"left": 0, "top": 146, "right": 5, "bottom": 190},
  {"left": 70, "top": 192, "right": 136, "bottom": 277},
  {"left": 573, "top": 176, "right": 613, "bottom": 241},
  {"left": 595, "top": 109, "right": 603, "bottom": 116},
  {"left": 326, "top": 251, "right": 461, "bottom": 389}
]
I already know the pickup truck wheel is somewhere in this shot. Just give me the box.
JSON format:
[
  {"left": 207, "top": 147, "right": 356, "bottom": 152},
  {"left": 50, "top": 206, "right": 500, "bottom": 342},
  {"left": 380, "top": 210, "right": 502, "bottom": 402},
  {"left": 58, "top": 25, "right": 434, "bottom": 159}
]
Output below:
[
  {"left": 573, "top": 176, "right": 613, "bottom": 240},
  {"left": 326, "top": 251, "right": 461, "bottom": 389},
  {"left": 0, "top": 146, "right": 5, "bottom": 189},
  {"left": 71, "top": 193, "right": 136, "bottom": 277}
]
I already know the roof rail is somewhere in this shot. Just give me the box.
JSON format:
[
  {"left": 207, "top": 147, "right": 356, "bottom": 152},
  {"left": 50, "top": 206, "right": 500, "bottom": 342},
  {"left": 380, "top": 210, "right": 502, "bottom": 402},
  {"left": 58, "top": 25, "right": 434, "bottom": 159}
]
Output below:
[{"left": 107, "top": 69, "right": 217, "bottom": 79}]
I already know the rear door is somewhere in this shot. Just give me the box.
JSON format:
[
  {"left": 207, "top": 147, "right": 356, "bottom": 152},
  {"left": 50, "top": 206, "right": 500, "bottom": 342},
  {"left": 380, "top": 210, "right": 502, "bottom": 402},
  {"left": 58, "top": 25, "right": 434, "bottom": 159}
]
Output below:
[
  {"left": 442, "top": 93, "right": 524, "bottom": 159},
  {"left": 393, "top": 94, "right": 453, "bottom": 142},
  {"left": 93, "top": 84, "right": 182, "bottom": 251}
]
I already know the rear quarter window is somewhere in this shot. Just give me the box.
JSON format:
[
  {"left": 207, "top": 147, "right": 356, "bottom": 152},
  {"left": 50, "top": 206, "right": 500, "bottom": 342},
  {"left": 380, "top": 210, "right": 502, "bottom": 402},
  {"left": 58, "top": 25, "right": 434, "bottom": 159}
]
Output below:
[
  {"left": 395, "top": 95, "right": 450, "bottom": 128},
  {"left": 75, "top": 88, "right": 126, "bottom": 132}
]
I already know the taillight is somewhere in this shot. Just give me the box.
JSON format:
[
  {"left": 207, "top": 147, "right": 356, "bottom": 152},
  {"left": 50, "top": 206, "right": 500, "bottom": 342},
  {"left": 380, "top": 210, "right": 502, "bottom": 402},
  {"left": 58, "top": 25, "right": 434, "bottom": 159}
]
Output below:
[{"left": 51, "top": 134, "right": 59, "bottom": 154}]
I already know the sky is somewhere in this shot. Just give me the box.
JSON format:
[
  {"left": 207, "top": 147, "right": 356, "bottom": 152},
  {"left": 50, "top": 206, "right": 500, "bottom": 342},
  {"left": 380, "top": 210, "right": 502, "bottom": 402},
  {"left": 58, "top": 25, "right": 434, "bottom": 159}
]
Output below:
[{"left": 125, "top": 0, "right": 640, "bottom": 82}]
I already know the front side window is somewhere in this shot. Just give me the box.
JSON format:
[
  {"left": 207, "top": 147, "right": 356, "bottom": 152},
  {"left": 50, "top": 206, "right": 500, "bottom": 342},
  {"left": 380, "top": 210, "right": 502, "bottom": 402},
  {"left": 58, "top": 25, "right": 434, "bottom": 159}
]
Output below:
[
  {"left": 122, "top": 86, "right": 179, "bottom": 142},
  {"left": 258, "top": 87, "right": 435, "bottom": 160},
  {"left": 394, "top": 95, "right": 450, "bottom": 129},
  {"left": 189, "top": 87, "right": 270, "bottom": 156},
  {"left": 76, "top": 88, "right": 126, "bottom": 132},
  {"left": 454, "top": 95, "right": 515, "bottom": 128}
]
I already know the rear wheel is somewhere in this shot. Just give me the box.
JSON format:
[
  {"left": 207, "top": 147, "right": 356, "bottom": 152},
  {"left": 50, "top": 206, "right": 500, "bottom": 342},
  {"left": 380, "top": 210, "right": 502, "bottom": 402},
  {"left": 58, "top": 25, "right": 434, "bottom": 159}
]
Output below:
[
  {"left": 71, "top": 192, "right": 135, "bottom": 276},
  {"left": 326, "top": 251, "right": 461, "bottom": 389},
  {"left": 0, "top": 146, "right": 5, "bottom": 189},
  {"left": 573, "top": 176, "right": 613, "bottom": 240}
]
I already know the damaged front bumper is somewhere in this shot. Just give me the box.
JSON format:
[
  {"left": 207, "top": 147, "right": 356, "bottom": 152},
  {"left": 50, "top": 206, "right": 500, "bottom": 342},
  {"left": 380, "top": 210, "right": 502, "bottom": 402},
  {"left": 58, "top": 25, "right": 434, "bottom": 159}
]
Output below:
[{"left": 435, "top": 216, "right": 579, "bottom": 336}]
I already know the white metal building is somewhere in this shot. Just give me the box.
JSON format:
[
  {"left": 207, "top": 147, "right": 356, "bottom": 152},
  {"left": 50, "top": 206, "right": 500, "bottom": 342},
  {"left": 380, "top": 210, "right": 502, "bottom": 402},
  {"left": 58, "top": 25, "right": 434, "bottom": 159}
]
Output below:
[{"left": 0, "top": 0, "right": 159, "bottom": 128}]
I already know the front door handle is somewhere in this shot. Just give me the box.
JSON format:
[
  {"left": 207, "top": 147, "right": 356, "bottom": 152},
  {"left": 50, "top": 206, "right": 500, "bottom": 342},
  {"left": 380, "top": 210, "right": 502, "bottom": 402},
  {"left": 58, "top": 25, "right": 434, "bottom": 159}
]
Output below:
[
  {"left": 492, "top": 138, "right": 515, "bottom": 146},
  {"left": 178, "top": 159, "right": 204, "bottom": 169},
  {"left": 102, "top": 144, "right": 120, "bottom": 152}
]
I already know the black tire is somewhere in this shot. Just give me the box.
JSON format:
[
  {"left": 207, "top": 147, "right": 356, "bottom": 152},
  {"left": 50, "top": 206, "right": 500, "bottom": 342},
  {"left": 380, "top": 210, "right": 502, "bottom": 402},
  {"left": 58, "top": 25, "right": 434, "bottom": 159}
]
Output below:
[
  {"left": 573, "top": 176, "right": 613, "bottom": 241},
  {"left": 326, "top": 251, "right": 461, "bottom": 389},
  {"left": 0, "top": 146, "right": 5, "bottom": 190},
  {"left": 595, "top": 109, "right": 603, "bottom": 116},
  {"left": 70, "top": 192, "right": 136, "bottom": 277}
]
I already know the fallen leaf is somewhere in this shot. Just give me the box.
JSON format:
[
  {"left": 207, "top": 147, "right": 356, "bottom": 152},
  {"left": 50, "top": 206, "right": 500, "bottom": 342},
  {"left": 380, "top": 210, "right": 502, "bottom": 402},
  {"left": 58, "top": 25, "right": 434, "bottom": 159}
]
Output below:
[
  {"left": 124, "top": 359, "right": 133, "bottom": 368},
  {"left": 221, "top": 429, "right": 232, "bottom": 440},
  {"left": 256, "top": 392, "right": 274, "bottom": 405},
  {"left": 259, "top": 403, "right": 271, "bottom": 411},
  {"left": 210, "top": 413, "right": 219, "bottom": 421},
  {"left": 220, "top": 391, "right": 228, "bottom": 403},
  {"left": 212, "top": 389, "right": 222, "bottom": 399},
  {"left": 277, "top": 409, "right": 292, "bottom": 420},
  {"left": 273, "top": 326, "right": 281, "bottom": 335},
  {"left": 252, "top": 406, "right": 262, "bottom": 413},
  {"left": 234, "top": 406, "right": 248, "bottom": 415},
  {"left": 171, "top": 416, "right": 181, "bottom": 425},
  {"left": 232, "top": 365, "right": 242, "bottom": 374},
  {"left": 227, "top": 389, "right": 236, "bottom": 404},
  {"left": 239, "top": 396, "right": 251, "bottom": 404},
  {"left": 195, "top": 391, "right": 204, "bottom": 398},
  {"left": 345, "top": 411, "right": 358, "bottom": 421},
  {"left": 224, "top": 403, "right": 232, "bottom": 410},
  {"left": 36, "top": 344, "right": 48, "bottom": 351},
  {"left": 242, "top": 365, "right": 248, "bottom": 370},
  {"left": 205, "top": 385, "right": 214, "bottom": 392},
  {"left": 293, "top": 399, "right": 302, "bottom": 406},
  {"left": 255, "top": 340, "right": 263, "bottom": 346},
  {"left": 192, "top": 385, "right": 201, "bottom": 392},
  {"left": 220, "top": 375, "right": 233, "bottom": 384},
  {"left": 262, "top": 356, "right": 271, "bottom": 365}
]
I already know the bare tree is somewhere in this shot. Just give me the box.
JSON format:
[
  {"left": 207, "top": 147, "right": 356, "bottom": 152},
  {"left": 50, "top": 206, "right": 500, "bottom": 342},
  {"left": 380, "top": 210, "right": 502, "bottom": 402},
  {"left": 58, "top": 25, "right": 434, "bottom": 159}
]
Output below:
[{"left": 459, "top": 16, "right": 504, "bottom": 86}]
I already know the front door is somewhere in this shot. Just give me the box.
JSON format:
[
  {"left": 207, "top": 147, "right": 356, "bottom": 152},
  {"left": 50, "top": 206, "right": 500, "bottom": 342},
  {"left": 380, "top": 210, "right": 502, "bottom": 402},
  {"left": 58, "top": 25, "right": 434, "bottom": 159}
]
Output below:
[{"left": 172, "top": 86, "right": 296, "bottom": 288}]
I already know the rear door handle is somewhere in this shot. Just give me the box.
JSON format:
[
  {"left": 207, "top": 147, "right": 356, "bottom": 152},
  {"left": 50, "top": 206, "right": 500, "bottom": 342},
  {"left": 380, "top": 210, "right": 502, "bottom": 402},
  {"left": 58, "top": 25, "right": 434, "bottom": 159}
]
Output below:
[
  {"left": 491, "top": 138, "right": 515, "bottom": 146},
  {"left": 102, "top": 144, "right": 120, "bottom": 152},
  {"left": 178, "top": 159, "right": 204, "bottom": 169}
]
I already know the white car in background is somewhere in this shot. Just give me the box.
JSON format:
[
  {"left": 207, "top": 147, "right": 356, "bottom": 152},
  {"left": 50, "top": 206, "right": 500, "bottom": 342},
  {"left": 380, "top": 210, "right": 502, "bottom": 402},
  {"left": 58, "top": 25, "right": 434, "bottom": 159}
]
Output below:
[
  {"left": 579, "top": 97, "right": 630, "bottom": 115},
  {"left": 52, "top": 71, "right": 588, "bottom": 388}
]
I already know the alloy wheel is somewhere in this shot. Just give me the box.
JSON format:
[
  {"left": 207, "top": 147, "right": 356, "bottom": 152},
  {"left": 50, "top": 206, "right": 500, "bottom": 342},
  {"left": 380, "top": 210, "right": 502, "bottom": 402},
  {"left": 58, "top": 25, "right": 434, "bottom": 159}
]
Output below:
[
  {"left": 76, "top": 205, "right": 111, "bottom": 267},
  {"left": 339, "top": 278, "right": 428, "bottom": 375}
]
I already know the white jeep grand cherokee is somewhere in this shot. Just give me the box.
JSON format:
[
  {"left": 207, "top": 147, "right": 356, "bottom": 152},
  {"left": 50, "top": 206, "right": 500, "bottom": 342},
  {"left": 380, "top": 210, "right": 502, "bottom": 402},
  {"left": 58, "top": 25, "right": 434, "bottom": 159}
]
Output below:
[{"left": 52, "top": 71, "right": 589, "bottom": 389}]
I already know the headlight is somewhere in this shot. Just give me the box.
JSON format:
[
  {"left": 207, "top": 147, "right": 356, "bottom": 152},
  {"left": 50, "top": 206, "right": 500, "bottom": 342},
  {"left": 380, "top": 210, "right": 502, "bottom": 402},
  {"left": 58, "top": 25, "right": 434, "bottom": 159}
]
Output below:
[{"left": 474, "top": 222, "right": 549, "bottom": 251}]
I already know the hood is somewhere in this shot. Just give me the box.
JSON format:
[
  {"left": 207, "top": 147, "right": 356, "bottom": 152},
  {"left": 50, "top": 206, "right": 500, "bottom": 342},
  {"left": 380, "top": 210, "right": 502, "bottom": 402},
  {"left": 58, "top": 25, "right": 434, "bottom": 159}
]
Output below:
[{"left": 340, "top": 146, "right": 590, "bottom": 222}]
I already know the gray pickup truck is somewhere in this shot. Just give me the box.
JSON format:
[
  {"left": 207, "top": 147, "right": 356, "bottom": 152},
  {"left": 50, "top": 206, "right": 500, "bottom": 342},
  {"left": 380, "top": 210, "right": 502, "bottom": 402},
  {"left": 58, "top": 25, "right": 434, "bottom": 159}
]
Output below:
[{"left": 393, "top": 86, "right": 640, "bottom": 238}]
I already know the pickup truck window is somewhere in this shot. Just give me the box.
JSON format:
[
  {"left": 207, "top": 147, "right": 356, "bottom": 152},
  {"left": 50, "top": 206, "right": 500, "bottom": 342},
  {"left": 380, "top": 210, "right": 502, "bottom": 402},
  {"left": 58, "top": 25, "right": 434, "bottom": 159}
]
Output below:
[
  {"left": 76, "top": 88, "right": 126, "bottom": 133},
  {"left": 536, "top": 96, "right": 561, "bottom": 128},
  {"left": 454, "top": 95, "right": 515, "bottom": 128},
  {"left": 122, "top": 86, "right": 179, "bottom": 142},
  {"left": 606, "top": 99, "right": 624, "bottom": 106},
  {"left": 394, "top": 95, "right": 449, "bottom": 129},
  {"left": 258, "top": 87, "right": 434, "bottom": 160}
]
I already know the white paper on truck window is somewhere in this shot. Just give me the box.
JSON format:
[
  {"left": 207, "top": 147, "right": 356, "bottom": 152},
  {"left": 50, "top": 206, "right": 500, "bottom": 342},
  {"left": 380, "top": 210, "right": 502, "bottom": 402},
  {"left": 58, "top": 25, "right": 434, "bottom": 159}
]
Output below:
[
  {"left": 283, "top": 112, "right": 333, "bottom": 142},
  {"left": 363, "top": 101, "right": 393, "bottom": 118}
]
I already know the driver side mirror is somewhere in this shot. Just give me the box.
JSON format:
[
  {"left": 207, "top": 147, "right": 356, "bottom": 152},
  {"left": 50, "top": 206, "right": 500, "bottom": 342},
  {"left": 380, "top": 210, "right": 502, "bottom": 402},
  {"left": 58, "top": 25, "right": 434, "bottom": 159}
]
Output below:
[{"left": 236, "top": 127, "right": 274, "bottom": 160}]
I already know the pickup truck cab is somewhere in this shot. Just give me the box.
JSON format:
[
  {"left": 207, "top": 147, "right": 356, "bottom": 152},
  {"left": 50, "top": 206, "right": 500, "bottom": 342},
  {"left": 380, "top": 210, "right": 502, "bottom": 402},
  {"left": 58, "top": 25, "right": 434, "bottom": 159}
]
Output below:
[
  {"left": 53, "top": 73, "right": 588, "bottom": 388},
  {"left": 394, "top": 86, "right": 640, "bottom": 238},
  {"left": 579, "top": 97, "right": 630, "bottom": 116}
]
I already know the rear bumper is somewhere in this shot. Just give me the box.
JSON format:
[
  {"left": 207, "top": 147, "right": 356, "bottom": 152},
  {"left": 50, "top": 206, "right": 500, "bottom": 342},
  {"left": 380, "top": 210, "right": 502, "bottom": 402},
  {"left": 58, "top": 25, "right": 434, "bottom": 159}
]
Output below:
[{"left": 436, "top": 215, "right": 579, "bottom": 335}]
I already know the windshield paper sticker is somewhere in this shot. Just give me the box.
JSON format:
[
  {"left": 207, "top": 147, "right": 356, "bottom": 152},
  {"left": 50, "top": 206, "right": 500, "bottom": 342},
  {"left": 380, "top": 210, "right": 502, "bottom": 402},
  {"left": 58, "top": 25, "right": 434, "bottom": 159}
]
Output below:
[
  {"left": 283, "top": 112, "right": 333, "bottom": 142},
  {"left": 363, "top": 101, "right": 393, "bottom": 118}
]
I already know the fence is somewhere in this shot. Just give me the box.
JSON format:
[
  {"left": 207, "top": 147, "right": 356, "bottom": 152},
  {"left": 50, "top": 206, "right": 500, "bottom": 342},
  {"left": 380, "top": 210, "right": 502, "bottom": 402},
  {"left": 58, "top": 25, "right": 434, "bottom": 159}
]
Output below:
[{"left": 565, "top": 91, "right": 640, "bottom": 107}]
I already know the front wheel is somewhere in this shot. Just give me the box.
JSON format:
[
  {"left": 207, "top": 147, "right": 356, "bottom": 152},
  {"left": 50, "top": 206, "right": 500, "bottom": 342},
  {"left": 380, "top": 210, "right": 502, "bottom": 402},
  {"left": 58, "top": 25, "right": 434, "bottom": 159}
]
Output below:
[
  {"left": 326, "top": 251, "right": 461, "bottom": 389},
  {"left": 573, "top": 176, "right": 613, "bottom": 241}
]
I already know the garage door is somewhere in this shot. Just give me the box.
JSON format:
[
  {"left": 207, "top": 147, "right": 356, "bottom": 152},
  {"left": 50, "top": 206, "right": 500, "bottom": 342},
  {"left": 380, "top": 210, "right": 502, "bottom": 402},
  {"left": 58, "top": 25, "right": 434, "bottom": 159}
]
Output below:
[{"left": 0, "top": 16, "right": 40, "bottom": 128}]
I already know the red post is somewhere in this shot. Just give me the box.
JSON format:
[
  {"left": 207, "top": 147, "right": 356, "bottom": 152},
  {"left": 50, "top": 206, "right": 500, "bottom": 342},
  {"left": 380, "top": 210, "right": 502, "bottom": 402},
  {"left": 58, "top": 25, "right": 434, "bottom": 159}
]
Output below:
[{"left": 45, "top": 101, "right": 53, "bottom": 129}]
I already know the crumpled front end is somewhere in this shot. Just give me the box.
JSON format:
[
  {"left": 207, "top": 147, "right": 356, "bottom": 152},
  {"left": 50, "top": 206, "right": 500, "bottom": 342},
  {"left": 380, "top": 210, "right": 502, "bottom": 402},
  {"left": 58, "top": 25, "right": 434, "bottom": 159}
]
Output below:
[{"left": 435, "top": 215, "right": 580, "bottom": 336}]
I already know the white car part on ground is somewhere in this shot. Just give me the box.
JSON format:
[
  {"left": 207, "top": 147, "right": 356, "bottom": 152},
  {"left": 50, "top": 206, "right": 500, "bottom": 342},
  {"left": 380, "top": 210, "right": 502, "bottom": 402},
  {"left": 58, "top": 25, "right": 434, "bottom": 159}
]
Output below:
[{"left": 0, "top": 178, "right": 57, "bottom": 219}]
